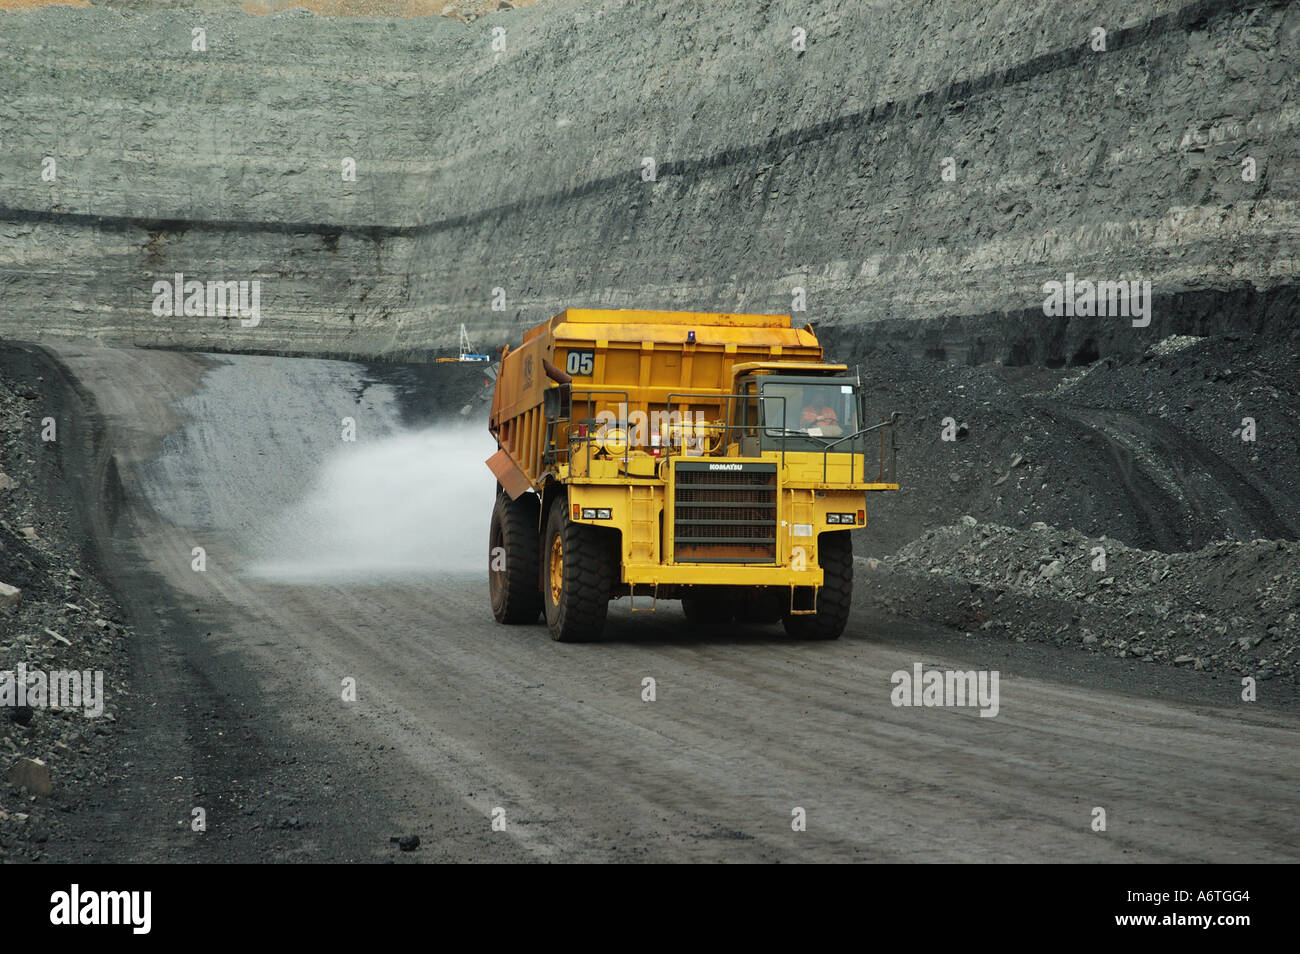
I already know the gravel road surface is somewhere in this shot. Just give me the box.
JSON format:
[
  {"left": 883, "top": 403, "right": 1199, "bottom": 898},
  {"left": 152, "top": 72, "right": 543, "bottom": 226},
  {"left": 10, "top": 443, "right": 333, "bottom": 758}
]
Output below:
[{"left": 34, "top": 343, "right": 1298, "bottom": 863}]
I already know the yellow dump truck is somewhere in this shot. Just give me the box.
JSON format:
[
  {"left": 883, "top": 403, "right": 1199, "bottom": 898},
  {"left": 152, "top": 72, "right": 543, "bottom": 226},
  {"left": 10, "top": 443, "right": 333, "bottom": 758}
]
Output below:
[{"left": 486, "top": 308, "right": 899, "bottom": 642}]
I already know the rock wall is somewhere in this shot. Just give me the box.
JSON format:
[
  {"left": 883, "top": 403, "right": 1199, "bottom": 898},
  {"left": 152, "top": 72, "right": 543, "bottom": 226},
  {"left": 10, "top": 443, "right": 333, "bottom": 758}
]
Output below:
[{"left": 1, "top": 0, "right": 1296, "bottom": 362}]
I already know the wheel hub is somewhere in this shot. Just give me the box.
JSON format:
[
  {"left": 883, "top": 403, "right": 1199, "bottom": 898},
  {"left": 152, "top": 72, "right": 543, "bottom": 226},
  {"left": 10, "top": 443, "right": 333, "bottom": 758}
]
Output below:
[{"left": 549, "top": 533, "right": 564, "bottom": 605}]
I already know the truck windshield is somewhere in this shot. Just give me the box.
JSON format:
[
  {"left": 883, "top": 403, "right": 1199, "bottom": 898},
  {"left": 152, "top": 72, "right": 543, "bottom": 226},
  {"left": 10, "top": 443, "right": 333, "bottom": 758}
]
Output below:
[{"left": 761, "top": 381, "right": 857, "bottom": 440}]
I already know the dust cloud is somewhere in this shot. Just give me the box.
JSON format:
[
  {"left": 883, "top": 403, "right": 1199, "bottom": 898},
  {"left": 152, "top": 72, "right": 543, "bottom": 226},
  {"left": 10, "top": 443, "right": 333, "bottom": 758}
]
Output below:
[{"left": 247, "top": 423, "right": 498, "bottom": 584}]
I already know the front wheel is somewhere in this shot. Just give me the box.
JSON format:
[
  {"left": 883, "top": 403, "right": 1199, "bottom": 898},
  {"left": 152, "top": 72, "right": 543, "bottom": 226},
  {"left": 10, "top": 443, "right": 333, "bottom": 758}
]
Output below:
[
  {"left": 783, "top": 531, "right": 853, "bottom": 640},
  {"left": 542, "top": 498, "right": 615, "bottom": 642}
]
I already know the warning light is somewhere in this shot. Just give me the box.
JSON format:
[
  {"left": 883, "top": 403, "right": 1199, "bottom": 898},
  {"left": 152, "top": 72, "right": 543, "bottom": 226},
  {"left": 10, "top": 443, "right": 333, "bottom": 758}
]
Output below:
[
  {"left": 572, "top": 504, "right": 580, "bottom": 519},
  {"left": 857, "top": 510, "right": 865, "bottom": 525}
]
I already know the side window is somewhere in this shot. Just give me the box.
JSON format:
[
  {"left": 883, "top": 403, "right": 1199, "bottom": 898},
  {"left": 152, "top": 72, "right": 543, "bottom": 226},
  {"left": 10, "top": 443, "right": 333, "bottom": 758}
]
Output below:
[
  {"left": 840, "top": 385, "right": 857, "bottom": 431},
  {"left": 736, "top": 382, "right": 757, "bottom": 437}
]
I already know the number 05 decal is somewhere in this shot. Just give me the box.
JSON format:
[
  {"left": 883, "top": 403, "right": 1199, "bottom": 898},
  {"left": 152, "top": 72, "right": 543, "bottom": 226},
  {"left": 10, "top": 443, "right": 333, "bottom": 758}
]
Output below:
[{"left": 565, "top": 350, "right": 595, "bottom": 376}]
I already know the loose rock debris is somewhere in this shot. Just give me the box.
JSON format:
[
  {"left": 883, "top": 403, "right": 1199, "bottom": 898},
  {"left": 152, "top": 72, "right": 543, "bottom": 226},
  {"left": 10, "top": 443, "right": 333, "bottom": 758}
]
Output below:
[{"left": 861, "top": 521, "right": 1298, "bottom": 685}]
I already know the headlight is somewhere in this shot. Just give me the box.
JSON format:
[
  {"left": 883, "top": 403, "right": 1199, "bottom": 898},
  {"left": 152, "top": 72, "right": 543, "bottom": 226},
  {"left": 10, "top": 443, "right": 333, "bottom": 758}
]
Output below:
[
  {"left": 581, "top": 508, "right": 613, "bottom": 520},
  {"left": 826, "top": 512, "right": 857, "bottom": 524}
]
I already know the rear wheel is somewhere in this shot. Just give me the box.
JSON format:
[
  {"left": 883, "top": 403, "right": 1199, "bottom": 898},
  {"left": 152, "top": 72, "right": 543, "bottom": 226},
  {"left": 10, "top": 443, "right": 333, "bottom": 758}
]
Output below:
[
  {"left": 489, "top": 491, "right": 542, "bottom": 624},
  {"left": 734, "top": 589, "right": 784, "bottom": 624},
  {"left": 681, "top": 594, "right": 734, "bottom": 624},
  {"left": 542, "top": 498, "right": 615, "bottom": 642},
  {"left": 783, "top": 531, "right": 852, "bottom": 640}
]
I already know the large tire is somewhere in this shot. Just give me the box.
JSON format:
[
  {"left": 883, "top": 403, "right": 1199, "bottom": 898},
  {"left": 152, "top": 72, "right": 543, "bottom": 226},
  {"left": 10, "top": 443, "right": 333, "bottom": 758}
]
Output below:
[
  {"left": 734, "top": 589, "right": 784, "bottom": 625},
  {"left": 489, "top": 491, "right": 542, "bottom": 624},
  {"left": 782, "top": 531, "right": 852, "bottom": 640},
  {"left": 682, "top": 594, "right": 733, "bottom": 624},
  {"left": 542, "top": 497, "right": 615, "bottom": 642}
]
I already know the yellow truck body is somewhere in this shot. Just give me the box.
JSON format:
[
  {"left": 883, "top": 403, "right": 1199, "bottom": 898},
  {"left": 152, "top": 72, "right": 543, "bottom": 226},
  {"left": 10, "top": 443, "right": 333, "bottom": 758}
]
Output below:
[{"left": 486, "top": 308, "right": 898, "bottom": 641}]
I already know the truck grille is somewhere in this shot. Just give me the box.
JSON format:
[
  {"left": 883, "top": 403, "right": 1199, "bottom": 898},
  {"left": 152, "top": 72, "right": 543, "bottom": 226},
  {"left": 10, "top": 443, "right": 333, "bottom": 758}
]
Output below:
[{"left": 673, "top": 462, "right": 777, "bottom": 563}]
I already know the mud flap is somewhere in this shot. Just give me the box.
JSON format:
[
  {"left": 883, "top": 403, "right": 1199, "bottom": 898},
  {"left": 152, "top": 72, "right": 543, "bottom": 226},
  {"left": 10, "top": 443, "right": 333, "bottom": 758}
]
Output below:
[{"left": 486, "top": 448, "right": 532, "bottom": 500}]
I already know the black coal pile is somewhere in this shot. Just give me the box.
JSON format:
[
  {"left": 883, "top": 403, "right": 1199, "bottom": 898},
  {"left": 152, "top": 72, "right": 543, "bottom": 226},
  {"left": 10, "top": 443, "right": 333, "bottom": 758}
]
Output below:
[
  {"left": 1, "top": 350, "right": 133, "bottom": 861},
  {"left": 841, "top": 331, "right": 1299, "bottom": 558},
  {"left": 859, "top": 519, "right": 1299, "bottom": 687}
]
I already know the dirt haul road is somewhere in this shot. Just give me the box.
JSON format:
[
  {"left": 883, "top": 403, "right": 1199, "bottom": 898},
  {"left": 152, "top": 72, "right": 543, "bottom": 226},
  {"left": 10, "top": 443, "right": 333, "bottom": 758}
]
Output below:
[{"left": 38, "top": 342, "right": 1300, "bottom": 863}]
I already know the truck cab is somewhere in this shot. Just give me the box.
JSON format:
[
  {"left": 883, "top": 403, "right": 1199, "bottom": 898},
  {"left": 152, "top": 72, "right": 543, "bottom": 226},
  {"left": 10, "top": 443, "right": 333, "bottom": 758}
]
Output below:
[{"left": 731, "top": 363, "right": 862, "bottom": 456}]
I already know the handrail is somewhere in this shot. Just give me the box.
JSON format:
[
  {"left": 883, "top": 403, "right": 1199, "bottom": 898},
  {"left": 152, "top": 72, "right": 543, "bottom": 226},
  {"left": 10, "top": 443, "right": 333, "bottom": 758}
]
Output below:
[
  {"left": 820, "top": 415, "right": 897, "bottom": 483},
  {"left": 666, "top": 391, "right": 788, "bottom": 468},
  {"left": 545, "top": 383, "right": 899, "bottom": 487},
  {"left": 544, "top": 386, "right": 632, "bottom": 473}
]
